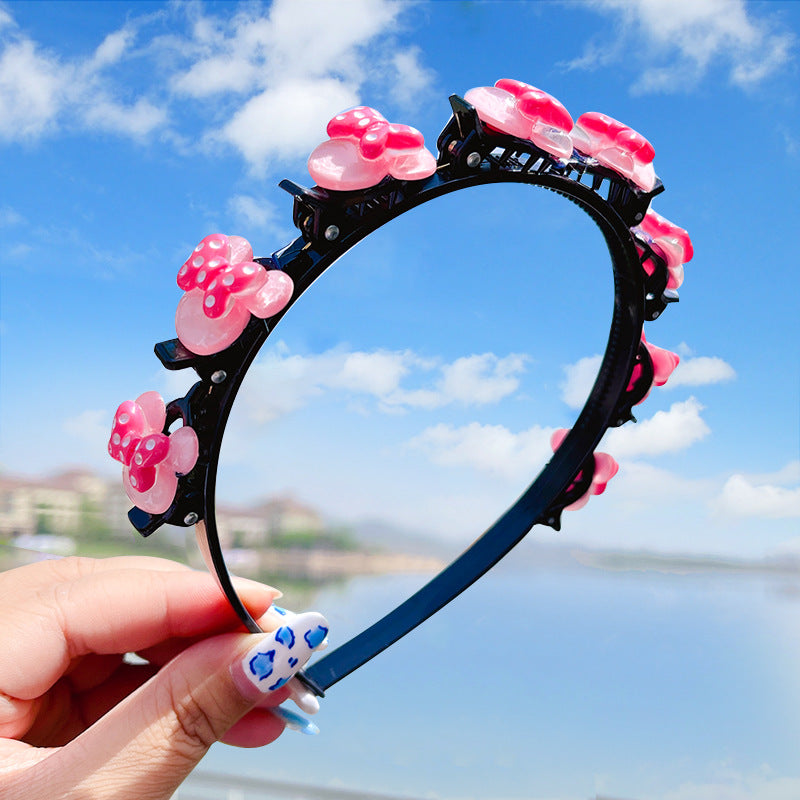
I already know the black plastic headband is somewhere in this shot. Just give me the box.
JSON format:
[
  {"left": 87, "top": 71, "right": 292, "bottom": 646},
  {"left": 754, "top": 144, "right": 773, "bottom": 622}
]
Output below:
[{"left": 126, "top": 95, "right": 677, "bottom": 697}]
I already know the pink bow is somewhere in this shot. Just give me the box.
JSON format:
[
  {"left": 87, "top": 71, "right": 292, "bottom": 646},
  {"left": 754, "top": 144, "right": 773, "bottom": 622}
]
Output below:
[
  {"left": 636, "top": 209, "right": 694, "bottom": 290},
  {"left": 307, "top": 106, "right": 437, "bottom": 191},
  {"left": 326, "top": 107, "right": 426, "bottom": 160},
  {"left": 551, "top": 428, "right": 619, "bottom": 511},
  {"left": 464, "top": 78, "right": 574, "bottom": 159},
  {"left": 626, "top": 333, "right": 680, "bottom": 404},
  {"left": 108, "top": 391, "right": 199, "bottom": 514},
  {"left": 571, "top": 111, "right": 657, "bottom": 192},
  {"left": 175, "top": 234, "right": 294, "bottom": 356}
]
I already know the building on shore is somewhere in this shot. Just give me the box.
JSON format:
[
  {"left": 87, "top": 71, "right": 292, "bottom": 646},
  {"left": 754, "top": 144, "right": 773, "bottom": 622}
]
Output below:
[{"left": 0, "top": 468, "right": 325, "bottom": 552}]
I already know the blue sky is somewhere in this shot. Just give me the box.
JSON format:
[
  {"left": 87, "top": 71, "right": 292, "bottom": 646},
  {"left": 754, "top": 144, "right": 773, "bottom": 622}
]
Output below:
[{"left": 0, "top": 0, "right": 798, "bottom": 558}]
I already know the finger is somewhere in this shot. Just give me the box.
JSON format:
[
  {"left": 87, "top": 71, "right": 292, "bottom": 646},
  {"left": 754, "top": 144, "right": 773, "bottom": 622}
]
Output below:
[
  {"left": 0, "top": 556, "right": 191, "bottom": 599},
  {"left": 134, "top": 600, "right": 287, "bottom": 667},
  {"left": 0, "top": 737, "right": 54, "bottom": 778},
  {"left": 219, "top": 707, "right": 285, "bottom": 748},
  {"left": 0, "top": 564, "right": 278, "bottom": 701},
  {"left": 9, "top": 612, "right": 329, "bottom": 800}
]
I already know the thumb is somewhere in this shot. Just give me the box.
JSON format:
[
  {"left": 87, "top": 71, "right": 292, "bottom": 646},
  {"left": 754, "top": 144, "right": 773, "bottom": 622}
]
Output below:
[{"left": 17, "top": 612, "right": 328, "bottom": 800}]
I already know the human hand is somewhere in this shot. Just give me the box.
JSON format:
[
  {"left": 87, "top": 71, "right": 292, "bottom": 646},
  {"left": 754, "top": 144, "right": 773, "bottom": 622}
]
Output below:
[{"left": 0, "top": 556, "right": 327, "bottom": 800}]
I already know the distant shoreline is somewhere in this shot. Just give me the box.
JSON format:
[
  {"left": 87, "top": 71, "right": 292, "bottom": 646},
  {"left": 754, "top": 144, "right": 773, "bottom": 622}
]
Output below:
[
  {"left": 4, "top": 537, "right": 799, "bottom": 583},
  {"left": 570, "top": 547, "right": 800, "bottom": 576},
  {"left": 216, "top": 546, "right": 445, "bottom": 581}
]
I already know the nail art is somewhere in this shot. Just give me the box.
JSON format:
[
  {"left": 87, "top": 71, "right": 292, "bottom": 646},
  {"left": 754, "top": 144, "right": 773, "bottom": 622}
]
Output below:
[
  {"left": 270, "top": 705, "right": 320, "bottom": 735},
  {"left": 237, "top": 610, "right": 329, "bottom": 695}
]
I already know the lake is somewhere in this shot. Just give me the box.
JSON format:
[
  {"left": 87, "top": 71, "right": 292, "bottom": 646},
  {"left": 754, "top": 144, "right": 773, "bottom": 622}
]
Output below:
[{"left": 197, "top": 542, "right": 800, "bottom": 800}]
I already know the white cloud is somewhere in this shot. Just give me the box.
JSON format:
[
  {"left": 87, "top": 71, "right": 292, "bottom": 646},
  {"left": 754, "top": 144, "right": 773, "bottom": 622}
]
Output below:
[
  {"left": 561, "top": 354, "right": 602, "bottom": 409},
  {"left": 238, "top": 345, "right": 528, "bottom": 423},
  {"left": 713, "top": 467, "right": 800, "bottom": 519},
  {"left": 0, "top": 8, "right": 14, "bottom": 32},
  {"left": 216, "top": 77, "right": 360, "bottom": 172},
  {"left": 227, "top": 194, "right": 283, "bottom": 234},
  {"left": 0, "top": 12, "right": 166, "bottom": 143},
  {"left": 741, "top": 461, "right": 800, "bottom": 487},
  {"left": 81, "top": 96, "right": 166, "bottom": 139},
  {"left": 7, "top": 241, "right": 32, "bottom": 261},
  {"left": 239, "top": 346, "right": 428, "bottom": 423},
  {"left": 0, "top": 1, "right": 432, "bottom": 165},
  {"left": 171, "top": 53, "right": 256, "bottom": 98},
  {"left": 90, "top": 26, "right": 137, "bottom": 69},
  {"left": 407, "top": 421, "right": 554, "bottom": 481},
  {"left": 0, "top": 39, "right": 66, "bottom": 141},
  {"left": 611, "top": 459, "right": 712, "bottom": 507},
  {"left": 668, "top": 355, "right": 736, "bottom": 388},
  {"left": 0, "top": 205, "right": 24, "bottom": 226},
  {"left": 567, "top": 0, "right": 795, "bottom": 93},
  {"left": 332, "top": 350, "right": 415, "bottom": 397},
  {"left": 391, "top": 47, "right": 435, "bottom": 108},
  {"left": 438, "top": 353, "right": 528, "bottom": 405},
  {"left": 603, "top": 396, "right": 710, "bottom": 457},
  {"left": 167, "top": 0, "right": 417, "bottom": 170},
  {"left": 406, "top": 396, "right": 709, "bottom": 484}
]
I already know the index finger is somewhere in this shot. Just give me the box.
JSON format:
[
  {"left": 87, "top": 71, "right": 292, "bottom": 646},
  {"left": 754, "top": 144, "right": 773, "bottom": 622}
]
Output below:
[{"left": 0, "top": 557, "right": 278, "bottom": 700}]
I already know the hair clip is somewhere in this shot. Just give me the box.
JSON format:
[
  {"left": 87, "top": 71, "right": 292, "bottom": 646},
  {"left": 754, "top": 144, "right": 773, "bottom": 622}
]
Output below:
[{"left": 109, "top": 79, "right": 694, "bottom": 701}]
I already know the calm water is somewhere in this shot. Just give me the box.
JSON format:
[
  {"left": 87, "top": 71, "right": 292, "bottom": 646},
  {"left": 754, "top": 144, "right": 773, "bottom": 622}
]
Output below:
[{"left": 202, "top": 548, "right": 800, "bottom": 800}]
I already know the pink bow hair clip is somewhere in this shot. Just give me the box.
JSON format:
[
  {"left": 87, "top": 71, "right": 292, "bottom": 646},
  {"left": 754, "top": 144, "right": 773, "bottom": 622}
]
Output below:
[
  {"left": 108, "top": 391, "right": 199, "bottom": 514},
  {"left": 307, "top": 106, "right": 437, "bottom": 191},
  {"left": 464, "top": 78, "right": 574, "bottom": 160},
  {"left": 636, "top": 209, "right": 694, "bottom": 290},
  {"left": 175, "top": 233, "right": 294, "bottom": 356},
  {"left": 571, "top": 112, "right": 657, "bottom": 192},
  {"left": 550, "top": 428, "right": 619, "bottom": 511},
  {"left": 626, "top": 333, "right": 680, "bottom": 405}
]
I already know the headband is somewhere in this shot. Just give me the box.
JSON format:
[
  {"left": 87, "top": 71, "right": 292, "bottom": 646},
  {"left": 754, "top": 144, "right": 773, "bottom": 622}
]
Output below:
[{"left": 108, "top": 79, "right": 693, "bottom": 700}]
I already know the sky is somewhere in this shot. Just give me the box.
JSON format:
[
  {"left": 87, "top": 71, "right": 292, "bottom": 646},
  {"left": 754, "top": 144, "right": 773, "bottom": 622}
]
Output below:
[{"left": 0, "top": 0, "right": 798, "bottom": 559}]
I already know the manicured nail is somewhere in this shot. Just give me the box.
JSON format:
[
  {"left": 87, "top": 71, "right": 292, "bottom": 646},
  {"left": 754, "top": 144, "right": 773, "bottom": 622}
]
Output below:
[
  {"left": 260, "top": 605, "right": 328, "bottom": 651},
  {"left": 270, "top": 705, "right": 320, "bottom": 735},
  {"left": 232, "top": 610, "right": 329, "bottom": 699},
  {"left": 288, "top": 676, "right": 321, "bottom": 715},
  {"left": 231, "top": 576, "right": 282, "bottom": 601}
]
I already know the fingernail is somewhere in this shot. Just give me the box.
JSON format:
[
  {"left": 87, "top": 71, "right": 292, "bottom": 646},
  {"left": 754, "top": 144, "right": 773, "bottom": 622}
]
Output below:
[
  {"left": 270, "top": 705, "right": 320, "bottom": 735},
  {"left": 270, "top": 605, "right": 329, "bottom": 649},
  {"left": 231, "top": 611, "right": 329, "bottom": 700},
  {"left": 231, "top": 576, "right": 282, "bottom": 601},
  {"left": 288, "top": 676, "right": 321, "bottom": 715}
]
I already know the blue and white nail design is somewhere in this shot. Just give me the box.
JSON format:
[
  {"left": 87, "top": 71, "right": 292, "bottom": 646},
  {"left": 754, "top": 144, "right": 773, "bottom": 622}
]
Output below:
[
  {"left": 269, "top": 705, "right": 320, "bottom": 736},
  {"left": 240, "top": 609, "right": 329, "bottom": 694}
]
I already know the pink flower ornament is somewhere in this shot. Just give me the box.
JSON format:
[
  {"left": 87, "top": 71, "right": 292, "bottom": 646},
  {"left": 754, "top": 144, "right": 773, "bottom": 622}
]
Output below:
[
  {"left": 551, "top": 429, "right": 619, "bottom": 511},
  {"left": 626, "top": 333, "right": 680, "bottom": 404},
  {"left": 108, "top": 391, "right": 199, "bottom": 515},
  {"left": 175, "top": 234, "right": 294, "bottom": 356},
  {"left": 571, "top": 112, "right": 657, "bottom": 192},
  {"left": 307, "top": 106, "right": 437, "bottom": 191},
  {"left": 636, "top": 209, "right": 694, "bottom": 290},
  {"left": 464, "top": 78, "right": 575, "bottom": 159}
]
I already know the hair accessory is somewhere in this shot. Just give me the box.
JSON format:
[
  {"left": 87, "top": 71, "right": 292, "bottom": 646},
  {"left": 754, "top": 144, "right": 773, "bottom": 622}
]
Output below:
[
  {"left": 108, "top": 391, "right": 199, "bottom": 514},
  {"left": 308, "top": 106, "right": 437, "bottom": 190},
  {"left": 175, "top": 234, "right": 294, "bottom": 356},
  {"left": 110, "top": 79, "right": 694, "bottom": 701}
]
